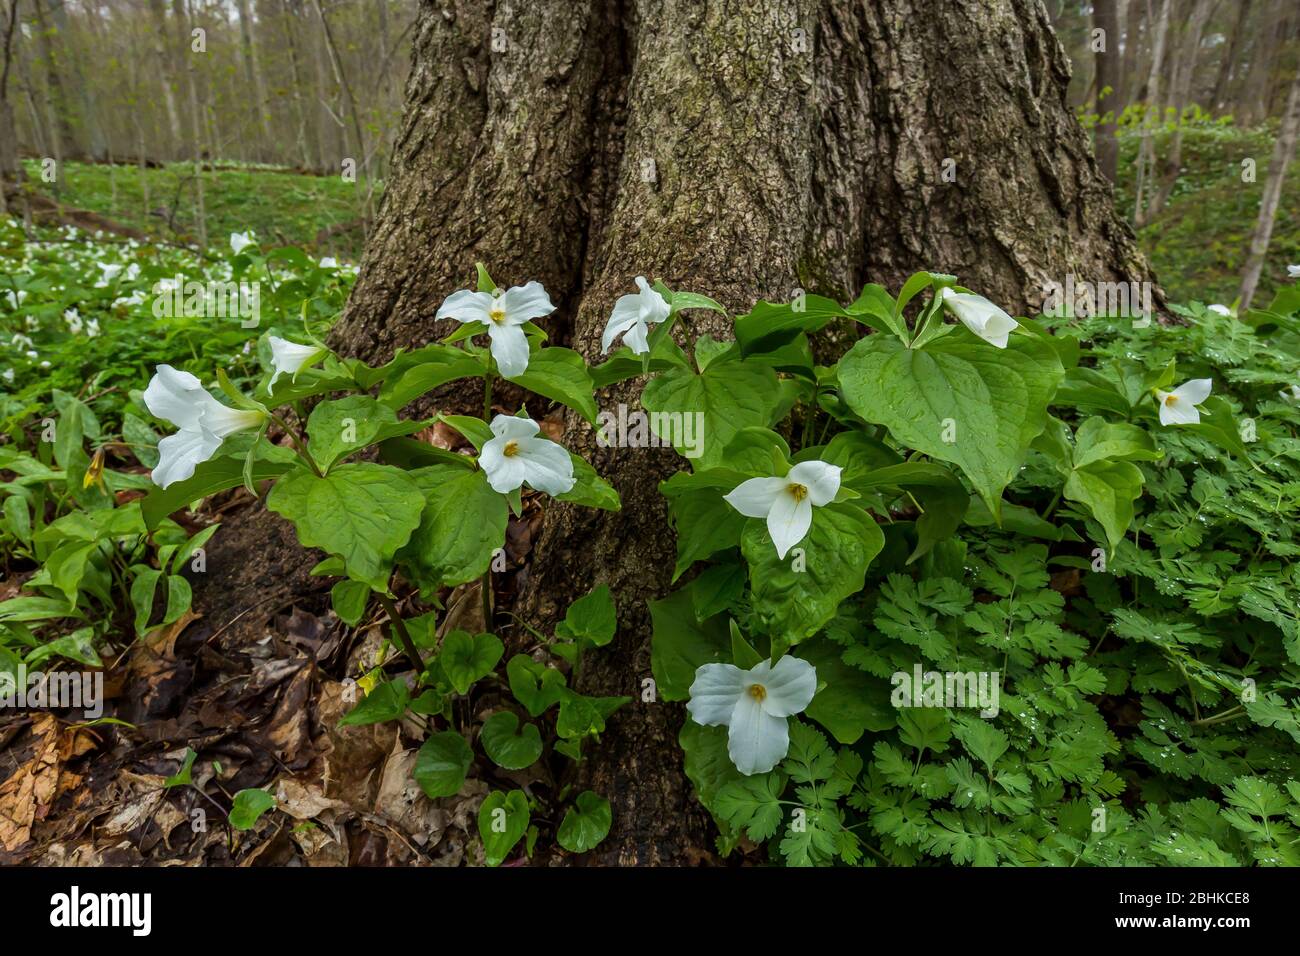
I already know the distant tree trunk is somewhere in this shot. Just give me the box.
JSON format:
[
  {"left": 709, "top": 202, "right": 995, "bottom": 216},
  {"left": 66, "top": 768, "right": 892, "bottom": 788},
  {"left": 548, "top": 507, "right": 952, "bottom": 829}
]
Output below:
[
  {"left": 1121, "top": 0, "right": 1143, "bottom": 103},
  {"left": 1095, "top": 0, "right": 1122, "bottom": 181},
  {"left": 45, "top": 0, "right": 103, "bottom": 159},
  {"left": 179, "top": 0, "right": 206, "bottom": 246},
  {"left": 1133, "top": 0, "right": 1172, "bottom": 226},
  {"left": 1238, "top": 66, "right": 1300, "bottom": 309},
  {"left": 1211, "top": 0, "right": 1252, "bottom": 111},
  {"left": 277, "top": 0, "right": 315, "bottom": 170},
  {"left": 1146, "top": 0, "right": 1214, "bottom": 219},
  {"left": 146, "top": 0, "right": 183, "bottom": 158},
  {"left": 236, "top": 0, "right": 271, "bottom": 162},
  {"left": 0, "top": 0, "right": 19, "bottom": 212},
  {"left": 319, "top": 0, "right": 1153, "bottom": 866},
  {"left": 30, "top": 0, "right": 76, "bottom": 162},
  {"left": 1239, "top": 0, "right": 1282, "bottom": 125}
]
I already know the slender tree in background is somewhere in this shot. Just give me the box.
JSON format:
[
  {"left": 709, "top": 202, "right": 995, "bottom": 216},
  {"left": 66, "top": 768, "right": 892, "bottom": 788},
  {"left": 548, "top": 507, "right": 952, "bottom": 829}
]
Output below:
[
  {"left": 1133, "top": 0, "right": 1172, "bottom": 226},
  {"left": 1239, "top": 66, "right": 1300, "bottom": 309},
  {"left": 311, "top": 0, "right": 1152, "bottom": 864},
  {"left": 1094, "top": 0, "right": 1122, "bottom": 182},
  {"left": 1146, "top": 0, "right": 1215, "bottom": 220},
  {"left": 0, "top": 0, "right": 19, "bottom": 212},
  {"left": 1212, "top": 0, "right": 1252, "bottom": 111}
]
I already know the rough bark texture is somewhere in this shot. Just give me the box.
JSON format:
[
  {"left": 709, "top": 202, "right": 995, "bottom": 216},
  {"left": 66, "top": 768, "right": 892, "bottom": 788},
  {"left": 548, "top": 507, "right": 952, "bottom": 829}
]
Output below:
[{"left": 318, "top": 0, "right": 1157, "bottom": 865}]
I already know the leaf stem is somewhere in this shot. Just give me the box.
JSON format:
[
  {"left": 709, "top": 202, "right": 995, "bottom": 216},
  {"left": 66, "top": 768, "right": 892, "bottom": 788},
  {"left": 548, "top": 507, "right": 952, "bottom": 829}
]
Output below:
[{"left": 376, "top": 592, "right": 424, "bottom": 677}]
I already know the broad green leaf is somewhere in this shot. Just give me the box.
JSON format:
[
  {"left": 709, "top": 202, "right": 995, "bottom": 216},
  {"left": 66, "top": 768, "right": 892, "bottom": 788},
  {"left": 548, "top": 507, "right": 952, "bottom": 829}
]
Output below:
[
  {"left": 743, "top": 503, "right": 884, "bottom": 653},
  {"left": 556, "top": 791, "right": 613, "bottom": 854},
  {"left": 509, "top": 347, "right": 599, "bottom": 424},
  {"left": 399, "top": 465, "right": 508, "bottom": 589},
  {"left": 506, "top": 654, "right": 567, "bottom": 717},
  {"left": 480, "top": 711, "right": 544, "bottom": 770},
  {"left": 229, "top": 789, "right": 277, "bottom": 830},
  {"left": 839, "top": 328, "right": 1063, "bottom": 517},
  {"left": 339, "top": 679, "right": 410, "bottom": 726},
  {"left": 556, "top": 584, "right": 616, "bottom": 646},
  {"left": 330, "top": 579, "right": 371, "bottom": 626},
  {"left": 800, "top": 639, "right": 895, "bottom": 744},
  {"left": 1064, "top": 458, "right": 1145, "bottom": 551},
  {"left": 306, "top": 395, "right": 425, "bottom": 472},
  {"left": 266, "top": 462, "right": 424, "bottom": 591},
  {"left": 414, "top": 731, "right": 474, "bottom": 798},
  {"left": 141, "top": 441, "right": 296, "bottom": 529},
  {"left": 734, "top": 295, "right": 847, "bottom": 356},
  {"left": 478, "top": 790, "right": 530, "bottom": 866},
  {"left": 440, "top": 630, "right": 503, "bottom": 695},
  {"left": 377, "top": 346, "right": 486, "bottom": 409},
  {"left": 649, "top": 586, "right": 730, "bottom": 701},
  {"left": 641, "top": 361, "right": 779, "bottom": 467}
]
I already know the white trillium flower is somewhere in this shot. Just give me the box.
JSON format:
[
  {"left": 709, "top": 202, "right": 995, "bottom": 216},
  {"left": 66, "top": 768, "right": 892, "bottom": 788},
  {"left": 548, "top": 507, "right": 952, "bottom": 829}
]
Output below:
[
  {"left": 435, "top": 281, "right": 555, "bottom": 379},
  {"left": 1288, "top": 264, "right": 1300, "bottom": 279},
  {"left": 1155, "top": 378, "right": 1212, "bottom": 426},
  {"left": 230, "top": 231, "right": 256, "bottom": 255},
  {"left": 478, "top": 414, "right": 575, "bottom": 495},
  {"left": 724, "top": 460, "right": 842, "bottom": 559},
  {"left": 1207, "top": 303, "right": 1233, "bottom": 317},
  {"left": 63, "top": 308, "right": 83, "bottom": 334},
  {"left": 601, "top": 276, "right": 671, "bottom": 355},
  {"left": 687, "top": 656, "right": 818, "bottom": 775},
  {"left": 939, "top": 287, "right": 1018, "bottom": 348},
  {"left": 267, "top": 335, "right": 326, "bottom": 389},
  {"left": 144, "top": 365, "right": 266, "bottom": 488},
  {"left": 319, "top": 257, "right": 338, "bottom": 269}
]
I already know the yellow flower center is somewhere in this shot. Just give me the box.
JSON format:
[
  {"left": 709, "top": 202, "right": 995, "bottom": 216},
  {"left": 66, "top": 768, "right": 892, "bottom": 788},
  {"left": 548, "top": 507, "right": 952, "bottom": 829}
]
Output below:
[
  {"left": 748, "top": 683, "right": 767, "bottom": 702},
  {"left": 489, "top": 305, "right": 507, "bottom": 324},
  {"left": 1164, "top": 394, "right": 1178, "bottom": 406},
  {"left": 503, "top": 440, "right": 520, "bottom": 457},
  {"left": 788, "top": 482, "right": 808, "bottom": 502}
]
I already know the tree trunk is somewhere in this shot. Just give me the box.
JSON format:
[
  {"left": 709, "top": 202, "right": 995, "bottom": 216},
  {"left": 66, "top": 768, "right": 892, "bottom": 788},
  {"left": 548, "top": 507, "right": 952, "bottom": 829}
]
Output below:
[
  {"left": 1094, "top": 0, "right": 1122, "bottom": 182},
  {"left": 321, "top": 0, "right": 1152, "bottom": 865},
  {"left": 1211, "top": 0, "right": 1251, "bottom": 112},
  {"left": 1238, "top": 65, "right": 1300, "bottom": 310},
  {"left": 1133, "top": 0, "right": 1172, "bottom": 227},
  {"left": 235, "top": 0, "right": 271, "bottom": 163},
  {"left": 1146, "top": 0, "right": 1214, "bottom": 219}
]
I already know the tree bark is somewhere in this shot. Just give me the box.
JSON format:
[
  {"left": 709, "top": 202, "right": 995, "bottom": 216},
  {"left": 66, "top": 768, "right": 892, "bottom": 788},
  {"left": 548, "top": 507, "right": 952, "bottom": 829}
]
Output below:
[
  {"left": 1238, "top": 65, "right": 1300, "bottom": 310},
  {"left": 319, "top": 0, "right": 1153, "bottom": 865}
]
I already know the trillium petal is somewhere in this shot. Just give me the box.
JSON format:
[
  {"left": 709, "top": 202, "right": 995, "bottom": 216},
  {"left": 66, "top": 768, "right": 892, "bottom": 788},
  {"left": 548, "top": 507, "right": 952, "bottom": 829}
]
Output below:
[
  {"left": 144, "top": 365, "right": 207, "bottom": 429},
  {"left": 686, "top": 662, "right": 745, "bottom": 726},
  {"left": 435, "top": 289, "right": 495, "bottom": 325},
  {"left": 756, "top": 656, "right": 818, "bottom": 717},
  {"left": 499, "top": 281, "right": 556, "bottom": 325},
  {"left": 516, "top": 436, "right": 575, "bottom": 495},
  {"left": 766, "top": 488, "right": 813, "bottom": 559},
  {"left": 634, "top": 276, "right": 671, "bottom": 324},
  {"left": 622, "top": 317, "right": 651, "bottom": 355},
  {"left": 152, "top": 426, "right": 222, "bottom": 488},
  {"left": 480, "top": 447, "right": 529, "bottom": 493},
  {"left": 487, "top": 322, "right": 531, "bottom": 378},
  {"left": 981, "top": 310, "right": 1018, "bottom": 348},
  {"left": 723, "top": 476, "right": 787, "bottom": 518},
  {"left": 786, "top": 460, "right": 841, "bottom": 506},
  {"left": 489, "top": 414, "right": 541, "bottom": 441},
  {"left": 268, "top": 336, "right": 324, "bottom": 388},
  {"left": 1161, "top": 397, "right": 1201, "bottom": 426},
  {"left": 200, "top": 403, "right": 265, "bottom": 438},
  {"left": 600, "top": 299, "right": 643, "bottom": 353},
  {"left": 1173, "top": 378, "right": 1212, "bottom": 406},
  {"left": 727, "top": 692, "right": 791, "bottom": 775}
]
